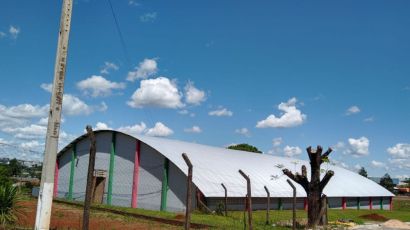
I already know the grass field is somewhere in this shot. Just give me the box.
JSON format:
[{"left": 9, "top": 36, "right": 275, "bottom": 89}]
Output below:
[{"left": 91, "top": 196, "right": 410, "bottom": 229}]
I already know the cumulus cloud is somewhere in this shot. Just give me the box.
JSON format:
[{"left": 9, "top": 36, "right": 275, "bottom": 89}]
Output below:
[
  {"left": 273, "top": 137, "right": 283, "bottom": 147},
  {"left": 127, "top": 77, "right": 183, "bottom": 109},
  {"left": 256, "top": 97, "right": 306, "bottom": 128},
  {"left": 364, "top": 116, "right": 374, "bottom": 122},
  {"left": 371, "top": 160, "right": 386, "bottom": 168},
  {"left": 354, "top": 164, "right": 362, "bottom": 171},
  {"left": 95, "top": 122, "right": 111, "bottom": 130},
  {"left": 128, "top": 0, "right": 139, "bottom": 6},
  {"left": 184, "top": 126, "right": 202, "bottom": 133},
  {"left": 145, "top": 122, "right": 173, "bottom": 137},
  {"left": 387, "top": 143, "right": 410, "bottom": 170},
  {"left": 100, "top": 62, "right": 119, "bottom": 74},
  {"left": 118, "top": 122, "right": 147, "bottom": 136},
  {"left": 0, "top": 31, "right": 6, "bottom": 38},
  {"left": 77, "top": 75, "right": 126, "bottom": 97},
  {"left": 209, "top": 107, "right": 233, "bottom": 117},
  {"left": 9, "top": 25, "right": 20, "bottom": 39},
  {"left": 283, "top": 145, "right": 302, "bottom": 157},
  {"left": 140, "top": 12, "right": 157, "bottom": 22},
  {"left": 346, "top": 106, "right": 360, "bottom": 115},
  {"left": 20, "top": 140, "right": 42, "bottom": 149},
  {"left": 127, "top": 58, "right": 158, "bottom": 81},
  {"left": 184, "top": 81, "right": 206, "bottom": 105},
  {"left": 63, "top": 94, "right": 93, "bottom": 116},
  {"left": 346, "top": 137, "right": 370, "bottom": 157},
  {"left": 40, "top": 83, "right": 53, "bottom": 93},
  {"left": 235, "top": 128, "right": 250, "bottom": 137},
  {"left": 2, "top": 124, "right": 47, "bottom": 139}
]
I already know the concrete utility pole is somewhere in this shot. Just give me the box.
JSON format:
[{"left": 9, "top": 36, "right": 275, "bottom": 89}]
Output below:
[{"left": 34, "top": 0, "right": 73, "bottom": 229}]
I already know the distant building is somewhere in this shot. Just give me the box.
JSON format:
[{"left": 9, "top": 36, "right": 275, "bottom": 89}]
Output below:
[{"left": 54, "top": 130, "right": 394, "bottom": 212}]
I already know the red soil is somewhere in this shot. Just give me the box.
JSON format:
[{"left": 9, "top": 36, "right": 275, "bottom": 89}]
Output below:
[{"left": 359, "top": 213, "right": 389, "bottom": 222}]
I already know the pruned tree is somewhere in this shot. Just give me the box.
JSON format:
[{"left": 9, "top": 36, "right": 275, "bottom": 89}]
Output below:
[{"left": 282, "top": 146, "right": 334, "bottom": 228}]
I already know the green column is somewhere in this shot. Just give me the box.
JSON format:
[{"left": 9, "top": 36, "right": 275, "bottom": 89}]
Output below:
[
  {"left": 380, "top": 197, "right": 383, "bottom": 210},
  {"left": 68, "top": 144, "right": 76, "bottom": 200},
  {"left": 278, "top": 198, "right": 283, "bottom": 210},
  {"left": 160, "top": 158, "right": 169, "bottom": 211},
  {"left": 357, "top": 197, "right": 360, "bottom": 210},
  {"left": 107, "top": 132, "right": 116, "bottom": 205}
]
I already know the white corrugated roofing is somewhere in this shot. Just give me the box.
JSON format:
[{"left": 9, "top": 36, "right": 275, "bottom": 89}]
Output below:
[
  {"left": 59, "top": 130, "right": 394, "bottom": 198},
  {"left": 133, "top": 134, "right": 393, "bottom": 198}
]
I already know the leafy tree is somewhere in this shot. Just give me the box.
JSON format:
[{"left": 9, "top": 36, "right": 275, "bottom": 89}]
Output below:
[
  {"left": 282, "top": 146, "right": 334, "bottom": 228},
  {"left": 404, "top": 178, "right": 410, "bottom": 188},
  {"left": 358, "top": 167, "right": 368, "bottom": 178},
  {"left": 379, "top": 173, "right": 395, "bottom": 192},
  {"left": 0, "top": 166, "right": 12, "bottom": 186},
  {"left": 8, "top": 159, "right": 22, "bottom": 177},
  {"left": 227, "top": 143, "right": 262, "bottom": 153}
]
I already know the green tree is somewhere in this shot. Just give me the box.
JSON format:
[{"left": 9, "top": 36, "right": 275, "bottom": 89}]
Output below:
[
  {"left": 8, "top": 159, "right": 22, "bottom": 177},
  {"left": 227, "top": 143, "right": 262, "bottom": 153},
  {"left": 0, "top": 183, "right": 24, "bottom": 227},
  {"left": 0, "top": 166, "right": 11, "bottom": 186},
  {"left": 358, "top": 167, "right": 368, "bottom": 177},
  {"left": 379, "top": 173, "right": 395, "bottom": 192},
  {"left": 403, "top": 178, "right": 410, "bottom": 188}
]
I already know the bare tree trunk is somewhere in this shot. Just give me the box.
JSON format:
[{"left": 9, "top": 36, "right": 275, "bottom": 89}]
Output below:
[{"left": 82, "top": 125, "right": 96, "bottom": 230}]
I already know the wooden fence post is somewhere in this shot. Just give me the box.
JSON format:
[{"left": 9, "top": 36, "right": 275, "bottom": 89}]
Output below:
[
  {"left": 182, "top": 153, "right": 193, "bottom": 230},
  {"left": 221, "top": 183, "right": 228, "bottom": 216},
  {"left": 82, "top": 125, "right": 97, "bottom": 230},
  {"left": 264, "top": 186, "right": 270, "bottom": 225},
  {"left": 239, "top": 170, "right": 252, "bottom": 230},
  {"left": 286, "top": 179, "right": 296, "bottom": 230}
]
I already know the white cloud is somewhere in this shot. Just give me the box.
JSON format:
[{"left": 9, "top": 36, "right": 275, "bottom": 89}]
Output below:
[
  {"left": 235, "top": 128, "right": 250, "bottom": 137},
  {"left": 100, "top": 62, "right": 119, "bottom": 74},
  {"left": 178, "top": 110, "right": 189, "bottom": 115},
  {"left": 95, "top": 122, "right": 111, "bottom": 130},
  {"left": 346, "top": 137, "right": 370, "bottom": 157},
  {"left": 128, "top": 0, "right": 139, "bottom": 6},
  {"left": 184, "top": 81, "right": 206, "bottom": 105},
  {"left": 145, "top": 122, "right": 173, "bottom": 137},
  {"left": 283, "top": 145, "right": 302, "bottom": 157},
  {"left": 184, "top": 126, "right": 202, "bottom": 133},
  {"left": 256, "top": 97, "right": 306, "bottom": 128},
  {"left": 118, "top": 122, "right": 147, "bottom": 136},
  {"left": 209, "top": 107, "right": 233, "bottom": 117},
  {"left": 364, "top": 116, "right": 374, "bottom": 122},
  {"left": 127, "top": 77, "right": 184, "bottom": 109},
  {"left": 354, "top": 164, "right": 362, "bottom": 171},
  {"left": 0, "top": 31, "right": 6, "bottom": 38},
  {"left": 63, "top": 94, "right": 93, "bottom": 116},
  {"left": 127, "top": 58, "right": 158, "bottom": 81},
  {"left": 272, "top": 137, "right": 283, "bottom": 147},
  {"left": 20, "top": 140, "right": 42, "bottom": 149},
  {"left": 371, "top": 160, "right": 386, "bottom": 168},
  {"left": 2, "top": 124, "right": 47, "bottom": 139},
  {"left": 0, "top": 104, "right": 48, "bottom": 120},
  {"left": 98, "top": 102, "right": 108, "bottom": 112},
  {"left": 140, "top": 12, "right": 157, "bottom": 22},
  {"left": 9, "top": 25, "right": 20, "bottom": 39},
  {"left": 346, "top": 105, "right": 360, "bottom": 115},
  {"left": 77, "top": 75, "right": 126, "bottom": 97},
  {"left": 387, "top": 143, "right": 410, "bottom": 158},
  {"left": 40, "top": 83, "right": 53, "bottom": 93}
]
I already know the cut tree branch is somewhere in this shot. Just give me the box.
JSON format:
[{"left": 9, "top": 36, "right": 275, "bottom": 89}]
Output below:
[
  {"left": 320, "top": 147, "right": 333, "bottom": 163},
  {"left": 283, "top": 168, "right": 309, "bottom": 192},
  {"left": 320, "top": 170, "right": 334, "bottom": 191}
]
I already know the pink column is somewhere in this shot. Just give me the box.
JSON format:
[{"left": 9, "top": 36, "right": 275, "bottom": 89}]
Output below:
[
  {"left": 389, "top": 197, "right": 393, "bottom": 211},
  {"left": 369, "top": 197, "right": 373, "bottom": 210},
  {"left": 304, "top": 197, "right": 308, "bottom": 211},
  {"left": 53, "top": 159, "right": 59, "bottom": 197},
  {"left": 342, "top": 197, "right": 346, "bottom": 210},
  {"left": 131, "top": 140, "right": 141, "bottom": 208}
]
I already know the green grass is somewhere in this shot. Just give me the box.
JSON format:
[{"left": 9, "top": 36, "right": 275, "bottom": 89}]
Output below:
[{"left": 55, "top": 197, "right": 410, "bottom": 229}]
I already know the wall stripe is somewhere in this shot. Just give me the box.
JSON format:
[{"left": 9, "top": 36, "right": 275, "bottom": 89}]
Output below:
[
  {"left": 53, "top": 159, "right": 59, "bottom": 197},
  {"left": 68, "top": 144, "right": 76, "bottom": 200},
  {"left": 389, "top": 197, "right": 393, "bottom": 211},
  {"left": 131, "top": 140, "right": 141, "bottom": 208},
  {"left": 342, "top": 197, "right": 346, "bottom": 210},
  {"left": 107, "top": 132, "right": 116, "bottom": 205},
  {"left": 303, "top": 198, "right": 308, "bottom": 211},
  {"left": 356, "top": 197, "right": 360, "bottom": 210},
  {"left": 380, "top": 197, "right": 383, "bottom": 210},
  {"left": 369, "top": 197, "right": 373, "bottom": 210},
  {"left": 277, "top": 198, "right": 283, "bottom": 210},
  {"left": 160, "top": 158, "right": 169, "bottom": 211}
]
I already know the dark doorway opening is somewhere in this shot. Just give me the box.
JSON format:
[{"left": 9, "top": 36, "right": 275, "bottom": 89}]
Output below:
[{"left": 92, "top": 169, "right": 107, "bottom": 204}]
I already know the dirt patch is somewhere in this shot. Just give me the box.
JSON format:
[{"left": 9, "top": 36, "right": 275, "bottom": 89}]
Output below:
[
  {"left": 359, "top": 213, "right": 389, "bottom": 222},
  {"left": 382, "top": 219, "right": 410, "bottom": 229},
  {"left": 16, "top": 199, "right": 182, "bottom": 229},
  {"left": 174, "top": 214, "right": 185, "bottom": 220}
]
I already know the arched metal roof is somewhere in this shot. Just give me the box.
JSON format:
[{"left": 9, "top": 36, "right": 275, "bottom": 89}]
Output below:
[{"left": 59, "top": 130, "right": 394, "bottom": 198}]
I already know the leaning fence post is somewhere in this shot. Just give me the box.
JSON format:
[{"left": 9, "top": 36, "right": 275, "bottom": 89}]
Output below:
[
  {"left": 182, "top": 153, "right": 193, "bottom": 230},
  {"left": 239, "top": 170, "right": 252, "bottom": 230},
  {"left": 264, "top": 186, "right": 270, "bottom": 225},
  {"left": 221, "top": 183, "right": 228, "bottom": 216},
  {"left": 286, "top": 179, "right": 296, "bottom": 230}
]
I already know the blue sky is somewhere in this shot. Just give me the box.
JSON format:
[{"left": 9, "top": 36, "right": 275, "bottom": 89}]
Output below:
[{"left": 0, "top": 0, "right": 409, "bottom": 178}]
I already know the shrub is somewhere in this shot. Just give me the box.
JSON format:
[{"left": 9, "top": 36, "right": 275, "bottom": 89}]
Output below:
[{"left": 0, "top": 183, "right": 24, "bottom": 227}]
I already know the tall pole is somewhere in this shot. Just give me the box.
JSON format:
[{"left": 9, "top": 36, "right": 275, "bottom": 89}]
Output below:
[
  {"left": 83, "top": 126, "right": 96, "bottom": 230},
  {"left": 182, "top": 153, "right": 193, "bottom": 230},
  {"left": 34, "top": 0, "right": 73, "bottom": 229},
  {"left": 264, "top": 186, "right": 270, "bottom": 225},
  {"left": 239, "top": 170, "right": 252, "bottom": 230}
]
